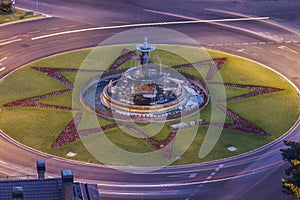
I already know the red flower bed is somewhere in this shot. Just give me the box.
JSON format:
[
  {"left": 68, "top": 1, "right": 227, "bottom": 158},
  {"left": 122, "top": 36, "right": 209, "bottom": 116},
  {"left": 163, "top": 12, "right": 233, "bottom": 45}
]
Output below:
[
  {"left": 172, "top": 58, "right": 227, "bottom": 80},
  {"left": 124, "top": 125, "right": 176, "bottom": 159},
  {"left": 51, "top": 113, "right": 82, "bottom": 148},
  {"left": 108, "top": 49, "right": 140, "bottom": 71},
  {"left": 3, "top": 89, "right": 73, "bottom": 111}
]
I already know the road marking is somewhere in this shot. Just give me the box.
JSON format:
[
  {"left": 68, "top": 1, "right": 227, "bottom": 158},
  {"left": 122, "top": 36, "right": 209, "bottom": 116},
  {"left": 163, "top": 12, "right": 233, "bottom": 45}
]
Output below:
[
  {"left": 67, "top": 36, "right": 82, "bottom": 41},
  {"left": 0, "top": 57, "right": 7, "bottom": 62},
  {"left": 89, "top": 33, "right": 103, "bottom": 38},
  {"left": 30, "top": 44, "right": 42, "bottom": 48},
  {"left": 270, "top": 51, "right": 281, "bottom": 56},
  {"left": 0, "top": 38, "right": 22, "bottom": 46},
  {"left": 206, "top": 175, "right": 212, "bottom": 179},
  {"left": 0, "top": 67, "right": 5, "bottom": 72},
  {"left": 46, "top": 27, "right": 59, "bottom": 31},
  {"left": 0, "top": 160, "right": 7, "bottom": 164},
  {"left": 65, "top": 24, "right": 78, "bottom": 28},
  {"left": 278, "top": 45, "right": 298, "bottom": 54},
  {"left": 285, "top": 56, "right": 296, "bottom": 62},
  {"left": 252, "top": 45, "right": 263, "bottom": 49},
  {"left": 28, "top": 30, "right": 40, "bottom": 34},
  {"left": 237, "top": 48, "right": 249, "bottom": 53},
  {"left": 188, "top": 173, "right": 198, "bottom": 178},
  {"left": 47, "top": 40, "right": 61, "bottom": 44},
  {"left": 31, "top": 17, "right": 270, "bottom": 41},
  {"left": 259, "top": 42, "right": 266, "bottom": 45}
]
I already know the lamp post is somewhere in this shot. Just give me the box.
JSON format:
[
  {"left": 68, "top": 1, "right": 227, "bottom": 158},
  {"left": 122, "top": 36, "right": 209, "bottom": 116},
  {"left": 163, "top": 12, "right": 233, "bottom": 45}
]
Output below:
[
  {"left": 35, "top": 0, "right": 38, "bottom": 13},
  {"left": 11, "top": 0, "right": 16, "bottom": 18}
]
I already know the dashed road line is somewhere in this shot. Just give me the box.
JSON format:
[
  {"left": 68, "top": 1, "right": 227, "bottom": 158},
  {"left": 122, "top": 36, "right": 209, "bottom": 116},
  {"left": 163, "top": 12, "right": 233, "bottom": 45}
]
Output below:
[
  {"left": 252, "top": 45, "right": 263, "bottom": 49},
  {"left": 0, "top": 67, "right": 6, "bottom": 72},
  {"left": 206, "top": 40, "right": 299, "bottom": 47},
  {"left": 46, "top": 27, "right": 59, "bottom": 31},
  {"left": 65, "top": 24, "right": 78, "bottom": 28},
  {"left": 0, "top": 38, "right": 22, "bottom": 46},
  {"left": 30, "top": 44, "right": 42, "bottom": 48},
  {"left": 205, "top": 164, "right": 224, "bottom": 180},
  {"left": 0, "top": 57, "right": 8, "bottom": 62},
  {"left": 67, "top": 36, "right": 82, "bottom": 40},
  {"left": 285, "top": 56, "right": 296, "bottom": 62},
  {"left": 47, "top": 40, "right": 61, "bottom": 44},
  {"left": 278, "top": 45, "right": 298, "bottom": 54},
  {"left": 270, "top": 51, "right": 280, "bottom": 56},
  {"left": 28, "top": 30, "right": 41, "bottom": 34}
]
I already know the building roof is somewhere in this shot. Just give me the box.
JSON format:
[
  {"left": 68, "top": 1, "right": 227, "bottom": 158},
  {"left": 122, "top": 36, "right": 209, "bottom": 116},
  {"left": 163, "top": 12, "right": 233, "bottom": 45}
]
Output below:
[{"left": 0, "top": 178, "right": 62, "bottom": 200}]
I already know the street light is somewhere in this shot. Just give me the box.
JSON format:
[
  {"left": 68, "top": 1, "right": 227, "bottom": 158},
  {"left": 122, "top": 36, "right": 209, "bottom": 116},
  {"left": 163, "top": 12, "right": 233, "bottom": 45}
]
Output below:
[
  {"left": 35, "top": 0, "right": 38, "bottom": 13},
  {"left": 11, "top": 0, "right": 16, "bottom": 18}
]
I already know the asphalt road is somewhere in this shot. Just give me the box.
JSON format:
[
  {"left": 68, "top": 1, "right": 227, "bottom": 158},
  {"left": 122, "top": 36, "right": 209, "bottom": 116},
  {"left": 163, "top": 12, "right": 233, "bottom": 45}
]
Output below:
[{"left": 1, "top": 0, "right": 300, "bottom": 199}]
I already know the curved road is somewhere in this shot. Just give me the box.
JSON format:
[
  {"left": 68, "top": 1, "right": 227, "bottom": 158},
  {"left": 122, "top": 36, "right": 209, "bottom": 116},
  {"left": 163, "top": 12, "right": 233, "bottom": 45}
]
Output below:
[{"left": 0, "top": 1, "right": 300, "bottom": 199}]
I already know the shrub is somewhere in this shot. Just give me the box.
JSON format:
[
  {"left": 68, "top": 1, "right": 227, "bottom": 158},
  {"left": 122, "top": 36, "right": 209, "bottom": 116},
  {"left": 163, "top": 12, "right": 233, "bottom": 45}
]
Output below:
[{"left": 0, "top": 1, "right": 13, "bottom": 15}]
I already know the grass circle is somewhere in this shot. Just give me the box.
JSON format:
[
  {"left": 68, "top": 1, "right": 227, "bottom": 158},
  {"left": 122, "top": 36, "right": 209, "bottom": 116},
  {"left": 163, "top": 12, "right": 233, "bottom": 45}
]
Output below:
[{"left": 0, "top": 45, "right": 299, "bottom": 166}]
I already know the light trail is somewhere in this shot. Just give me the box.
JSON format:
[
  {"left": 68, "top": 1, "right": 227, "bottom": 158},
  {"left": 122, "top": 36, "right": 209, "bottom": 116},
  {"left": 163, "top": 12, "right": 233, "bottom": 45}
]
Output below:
[{"left": 31, "top": 17, "right": 269, "bottom": 41}]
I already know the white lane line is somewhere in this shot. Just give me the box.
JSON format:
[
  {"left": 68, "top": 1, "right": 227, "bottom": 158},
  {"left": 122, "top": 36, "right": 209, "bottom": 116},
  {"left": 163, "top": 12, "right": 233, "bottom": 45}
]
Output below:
[
  {"left": 0, "top": 160, "right": 7, "bottom": 164},
  {"left": 144, "top": 8, "right": 199, "bottom": 20},
  {"left": 252, "top": 45, "right": 263, "bottom": 49},
  {"left": 67, "top": 36, "right": 82, "bottom": 40},
  {"left": 46, "top": 27, "right": 59, "bottom": 31},
  {"left": 210, "top": 172, "right": 216, "bottom": 176},
  {"left": 0, "top": 57, "right": 8, "bottom": 62},
  {"left": 285, "top": 56, "right": 296, "bottom": 62},
  {"left": 65, "top": 24, "right": 78, "bottom": 28},
  {"left": 0, "top": 67, "right": 6, "bottom": 72},
  {"left": 28, "top": 30, "right": 40, "bottom": 34},
  {"left": 188, "top": 173, "right": 198, "bottom": 178},
  {"left": 47, "top": 40, "right": 61, "bottom": 44},
  {"left": 89, "top": 33, "right": 103, "bottom": 38},
  {"left": 278, "top": 45, "right": 298, "bottom": 54},
  {"left": 30, "top": 44, "right": 41, "bottom": 48},
  {"left": 270, "top": 51, "right": 281, "bottom": 55},
  {"left": 0, "top": 38, "right": 22, "bottom": 46},
  {"left": 31, "top": 17, "right": 270, "bottom": 41},
  {"left": 259, "top": 42, "right": 266, "bottom": 45},
  {"left": 205, "top": 8, "right": 300, "bottom": 36}
]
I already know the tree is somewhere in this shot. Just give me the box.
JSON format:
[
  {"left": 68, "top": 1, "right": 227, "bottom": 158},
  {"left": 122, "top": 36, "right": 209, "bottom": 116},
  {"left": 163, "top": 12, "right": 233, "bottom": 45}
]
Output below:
[
  {"left": 0, "top": 1, "right": 13, "bottom": 15},
  {"left": 281, "top": 140, "right": 300, "bottom": 198}
]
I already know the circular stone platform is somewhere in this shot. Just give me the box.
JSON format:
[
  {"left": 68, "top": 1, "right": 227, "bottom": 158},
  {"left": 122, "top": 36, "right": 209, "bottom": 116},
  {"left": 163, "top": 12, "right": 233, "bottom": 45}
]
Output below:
[{"left": 81, "top": 64, "right": 209, "bottom": 123}]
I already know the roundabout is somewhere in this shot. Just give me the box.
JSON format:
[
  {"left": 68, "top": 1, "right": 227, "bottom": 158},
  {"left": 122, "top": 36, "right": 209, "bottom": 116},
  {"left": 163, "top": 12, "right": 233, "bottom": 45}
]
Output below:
[
  {"left": 1, "top": 1, "right": 300, "bottom": 199},
  {"left": 0, "top": 33, "right": 299, "bottom": 168}
]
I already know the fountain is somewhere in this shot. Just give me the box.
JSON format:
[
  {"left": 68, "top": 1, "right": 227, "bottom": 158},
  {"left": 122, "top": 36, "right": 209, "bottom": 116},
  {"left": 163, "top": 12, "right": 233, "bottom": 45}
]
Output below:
[{"left": 81, "top": 37, "right": 209, "bottom": 122}]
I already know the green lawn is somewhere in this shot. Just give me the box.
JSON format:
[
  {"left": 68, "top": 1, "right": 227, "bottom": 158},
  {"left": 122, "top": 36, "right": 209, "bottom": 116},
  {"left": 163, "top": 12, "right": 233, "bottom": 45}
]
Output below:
[
  {"left": 0, "top": 46, "right": 299, "bottom": 166},
  {"left": 0, "top": 8, "right": 42, "bottom": 24}
]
